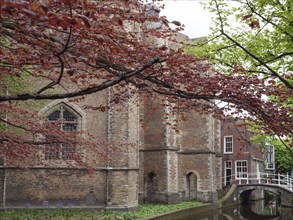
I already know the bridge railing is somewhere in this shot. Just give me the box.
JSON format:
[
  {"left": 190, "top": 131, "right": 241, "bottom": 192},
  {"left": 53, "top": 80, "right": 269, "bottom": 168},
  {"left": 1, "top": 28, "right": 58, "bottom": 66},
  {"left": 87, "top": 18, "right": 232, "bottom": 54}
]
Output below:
[{"left": 223, "top": 172, "right": 293, "bottom": 191}]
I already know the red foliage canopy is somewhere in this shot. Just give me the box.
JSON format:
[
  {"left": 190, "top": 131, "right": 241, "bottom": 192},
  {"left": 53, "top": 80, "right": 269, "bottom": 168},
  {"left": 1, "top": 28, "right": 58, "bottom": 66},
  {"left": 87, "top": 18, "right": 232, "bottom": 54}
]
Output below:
[{"left": 0, "top": 0, "right": 292, "bottom": 167}]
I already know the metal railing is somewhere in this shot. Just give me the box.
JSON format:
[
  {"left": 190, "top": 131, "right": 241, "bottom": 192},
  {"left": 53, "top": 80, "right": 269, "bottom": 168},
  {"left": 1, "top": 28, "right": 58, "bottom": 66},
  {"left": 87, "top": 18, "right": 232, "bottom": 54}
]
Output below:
[{"left": 223, "top": 172, "right": 293, "bottom": 191}]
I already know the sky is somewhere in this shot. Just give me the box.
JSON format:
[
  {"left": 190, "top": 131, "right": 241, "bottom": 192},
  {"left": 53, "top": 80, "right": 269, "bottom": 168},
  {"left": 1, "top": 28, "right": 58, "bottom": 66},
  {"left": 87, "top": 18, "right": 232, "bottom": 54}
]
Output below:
[{"left": 159, "top": 0, "right": 213, "bottom": 38}]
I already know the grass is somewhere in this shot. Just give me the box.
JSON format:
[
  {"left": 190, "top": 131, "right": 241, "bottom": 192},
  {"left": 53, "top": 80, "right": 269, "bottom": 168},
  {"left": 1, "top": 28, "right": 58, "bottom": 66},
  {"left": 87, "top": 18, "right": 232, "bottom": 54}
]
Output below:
[{"left": 0, "top": 200, "right": 204, "bottom": 220}]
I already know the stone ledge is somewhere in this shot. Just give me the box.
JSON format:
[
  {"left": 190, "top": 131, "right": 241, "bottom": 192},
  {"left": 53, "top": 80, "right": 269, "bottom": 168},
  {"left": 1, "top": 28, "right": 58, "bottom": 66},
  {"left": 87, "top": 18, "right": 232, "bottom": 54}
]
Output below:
[
  {"left": 178, "top": 150, "right": 216, "bottom": 154},
  {"left": 140, "top": 148, "right": 178, "bottom": 152}
]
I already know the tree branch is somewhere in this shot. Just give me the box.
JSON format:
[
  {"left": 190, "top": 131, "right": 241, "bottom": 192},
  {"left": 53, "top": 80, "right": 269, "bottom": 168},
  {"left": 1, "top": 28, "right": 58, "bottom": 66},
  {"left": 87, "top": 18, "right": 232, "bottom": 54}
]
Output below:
[
  {"left": 0, "top": 58, "right": 162, "bottom": 102},
  {"left": 214, "top": 0, "right": 293, "bottom": 90},
  {"left": 0, "top": 118, "right": 30, "bottom": 132}
]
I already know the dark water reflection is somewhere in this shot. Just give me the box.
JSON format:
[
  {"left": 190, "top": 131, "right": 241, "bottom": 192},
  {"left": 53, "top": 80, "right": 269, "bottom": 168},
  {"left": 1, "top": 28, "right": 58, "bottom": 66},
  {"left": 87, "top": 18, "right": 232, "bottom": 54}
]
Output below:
[{"left": 174, "top": 200, "right": 293, "bottom": 220}]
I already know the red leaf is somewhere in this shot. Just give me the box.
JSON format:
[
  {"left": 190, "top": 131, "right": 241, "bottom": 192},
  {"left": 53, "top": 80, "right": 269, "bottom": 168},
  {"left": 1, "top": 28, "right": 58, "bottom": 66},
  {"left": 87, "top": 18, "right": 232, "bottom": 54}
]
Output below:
[
  {"left": 75, "top": 14, "right": 91, "bottom": 28},
  {"left": 243, "top": 14, "right": 252, "bottom": 20},
  {"left": 249, "top": 20, "right": 260, "bottom": 29},
  {"left": 171, "top": 20, "right": 181, "bottom": 26}
]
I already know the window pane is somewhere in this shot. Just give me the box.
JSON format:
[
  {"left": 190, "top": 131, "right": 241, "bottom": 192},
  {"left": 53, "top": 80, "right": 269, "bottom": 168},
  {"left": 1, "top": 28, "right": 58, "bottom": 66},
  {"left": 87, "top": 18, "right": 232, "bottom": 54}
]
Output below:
[
  {"left": 45, "top": 105, "right": 79, "bottom": 160},
  {"left": 45, "top": 143, "right": 61, "bottom": 159},
  {"left": 62, "top": 144, "right": 75, "bottom": 159},
  {"left": 48, "top": 110, "right": 60, "bottom": 121},
  {"left": 225, "top": 136, "right": 233, "bottom": 153},
  {"left": 62, "top": 123, "right": 77, "bottom": 132},
  {"left": 63, "top": 110, "right": 77, "bottom": 122},
  {"left": 236, "top": 160, "right": 248, "bottom": 179}
]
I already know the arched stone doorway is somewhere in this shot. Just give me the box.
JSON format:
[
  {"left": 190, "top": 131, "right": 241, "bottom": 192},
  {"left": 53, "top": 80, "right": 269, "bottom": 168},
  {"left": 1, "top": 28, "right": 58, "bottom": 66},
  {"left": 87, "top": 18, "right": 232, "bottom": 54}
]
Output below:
[
  {"left": 145, "top": 172, "right": 157, "bottom": 203},
  {"left": 146, "top": 172, "right": 157, "bottom": 195},
  {"left": 186, "top": 172, "right": 197, "bottom": 200}
]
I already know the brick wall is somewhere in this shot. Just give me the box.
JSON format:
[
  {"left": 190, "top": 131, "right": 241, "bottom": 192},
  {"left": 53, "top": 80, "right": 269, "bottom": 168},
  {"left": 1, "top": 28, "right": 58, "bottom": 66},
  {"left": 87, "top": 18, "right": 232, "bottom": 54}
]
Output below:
[
  {"left": 221, "top": 119, "right": 264, "bottom": 188},
  {"left": 2, "top": 84, "right": 140, "bottom": 209},
  {"left": 0, "top": 169, "right": 5, "bottom": 206},
  {"left": 5, "top": 168, "right": 106, "bottom": 207}
]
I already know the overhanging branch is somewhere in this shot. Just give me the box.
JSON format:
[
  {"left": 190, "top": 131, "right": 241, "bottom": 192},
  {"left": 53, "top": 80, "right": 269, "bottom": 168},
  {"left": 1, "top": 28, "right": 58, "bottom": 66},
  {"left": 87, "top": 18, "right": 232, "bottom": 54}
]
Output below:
[{"left": 0, "top": 57, "right": 161, "bottom": 102}]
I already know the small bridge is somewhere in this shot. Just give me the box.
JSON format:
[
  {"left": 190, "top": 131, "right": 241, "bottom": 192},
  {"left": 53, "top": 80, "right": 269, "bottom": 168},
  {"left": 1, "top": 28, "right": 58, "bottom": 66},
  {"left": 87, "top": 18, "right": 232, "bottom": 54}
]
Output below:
[{"left": 222, "top": 172, "right": 293, "bottom": 207}]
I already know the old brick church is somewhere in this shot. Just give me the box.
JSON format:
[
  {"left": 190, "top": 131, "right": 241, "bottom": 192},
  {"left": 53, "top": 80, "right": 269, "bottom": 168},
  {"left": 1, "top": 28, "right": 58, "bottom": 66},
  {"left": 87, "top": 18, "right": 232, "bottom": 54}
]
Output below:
[
  {"left": 0, "top": 89, "right": 222, "bottom": 209},
  {"left": 0, "top": 3, "right": 222, "bottom": 210}
]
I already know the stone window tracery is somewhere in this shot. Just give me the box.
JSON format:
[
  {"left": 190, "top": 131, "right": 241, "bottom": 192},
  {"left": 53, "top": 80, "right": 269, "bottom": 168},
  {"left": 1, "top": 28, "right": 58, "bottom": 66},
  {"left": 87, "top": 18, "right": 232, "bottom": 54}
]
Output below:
[{"left": 45, "top": 104, "right": 80, "bottom": 160}]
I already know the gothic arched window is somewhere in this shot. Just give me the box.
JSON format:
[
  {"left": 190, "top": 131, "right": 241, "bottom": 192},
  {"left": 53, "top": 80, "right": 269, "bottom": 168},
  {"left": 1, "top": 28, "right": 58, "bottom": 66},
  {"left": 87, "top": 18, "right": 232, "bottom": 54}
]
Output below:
[{"left": 45, "top": 104, "right": 80, "bottom": 160}]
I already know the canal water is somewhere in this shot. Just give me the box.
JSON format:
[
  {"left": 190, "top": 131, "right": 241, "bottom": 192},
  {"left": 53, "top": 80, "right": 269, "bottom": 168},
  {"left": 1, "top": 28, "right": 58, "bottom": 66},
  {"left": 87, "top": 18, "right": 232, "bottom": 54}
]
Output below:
[{"left": 173, "top": 200, "right": 293, "bottom": 220}]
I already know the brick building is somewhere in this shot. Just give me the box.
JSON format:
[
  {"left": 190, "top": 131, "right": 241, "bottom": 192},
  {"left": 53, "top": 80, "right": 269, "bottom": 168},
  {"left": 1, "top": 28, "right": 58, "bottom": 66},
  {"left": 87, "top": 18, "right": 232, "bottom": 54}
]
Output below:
[
  {"left": 0, "top": 3, "right": 222, "bottom": 210},
  {"left": 0, "top": 88, "right": 222, "bottom": 209},
  {"left": 221, "top": 119, "right": 265, "bottom": 187},
  {"left": 139, "top": 95, "right": 221, "bottom": 204}
]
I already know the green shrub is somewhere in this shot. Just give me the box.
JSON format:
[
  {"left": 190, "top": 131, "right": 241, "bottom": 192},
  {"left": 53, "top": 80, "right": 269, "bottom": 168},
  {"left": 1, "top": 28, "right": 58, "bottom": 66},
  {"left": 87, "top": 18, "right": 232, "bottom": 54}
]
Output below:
[{"left": 0, "top": 201, "right": 204, "bottom": 220}]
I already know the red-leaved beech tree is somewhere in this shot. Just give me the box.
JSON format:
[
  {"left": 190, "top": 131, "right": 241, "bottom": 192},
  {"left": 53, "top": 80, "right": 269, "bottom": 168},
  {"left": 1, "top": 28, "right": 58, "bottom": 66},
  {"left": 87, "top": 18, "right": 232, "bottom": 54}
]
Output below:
[{"left": 0, "top": 0, "right": 292, "bottom": 168}]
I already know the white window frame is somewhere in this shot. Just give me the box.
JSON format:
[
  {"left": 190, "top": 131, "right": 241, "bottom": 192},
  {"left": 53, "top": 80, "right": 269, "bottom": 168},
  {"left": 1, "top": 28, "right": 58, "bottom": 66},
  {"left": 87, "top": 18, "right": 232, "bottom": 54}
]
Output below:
[
  {"left": 235, "top": 160, "right": 248, "bottom": 180},
  {"left": 224, "top": 136, "right": 233, "bottom": 154}
]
